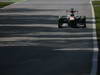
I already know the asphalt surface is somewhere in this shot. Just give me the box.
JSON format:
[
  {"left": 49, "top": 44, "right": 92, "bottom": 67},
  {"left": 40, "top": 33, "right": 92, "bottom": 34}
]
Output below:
[{"left": 0, "top": 0, "right": 96, "bottom": 75}]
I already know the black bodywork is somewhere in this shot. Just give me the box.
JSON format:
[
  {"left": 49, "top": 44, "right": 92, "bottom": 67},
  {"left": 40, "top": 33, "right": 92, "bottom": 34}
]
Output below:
[{"left": 58, "top": 8, "right": 86, "bottom": 28}]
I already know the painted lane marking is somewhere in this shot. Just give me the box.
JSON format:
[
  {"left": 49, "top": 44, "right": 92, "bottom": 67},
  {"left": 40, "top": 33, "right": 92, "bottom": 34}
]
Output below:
[
  {"left": 55, "top": 48, "right": 97, "bottom": 51},
  {"left": 0, "top": 37, "right": 96, "bottom": 41}
]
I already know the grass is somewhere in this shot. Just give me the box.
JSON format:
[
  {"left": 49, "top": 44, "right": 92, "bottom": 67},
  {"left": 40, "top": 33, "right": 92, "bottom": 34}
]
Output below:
[
  {"left": 92, "top": 1, "right": 100, "bottom": 45},
  {"left": 0, "top": 0, "right": 26, "bottom": 8},
  {"left": 8, "top": 0, "right": 27, "bottom": 2},
  {"left": 92, "top": 2, "right": 100, "bottom": 75},
  {"left": 0, "top": 2, "right": 13, "bottom": 8},
  {"left": 92, "top": 1, "right": 100, "bottom": 5}
]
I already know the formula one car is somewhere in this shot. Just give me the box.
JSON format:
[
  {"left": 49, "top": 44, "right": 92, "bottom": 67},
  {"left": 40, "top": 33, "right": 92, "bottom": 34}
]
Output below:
[{"left": 58, "top": 8, "right": 86, "bottom": 28}]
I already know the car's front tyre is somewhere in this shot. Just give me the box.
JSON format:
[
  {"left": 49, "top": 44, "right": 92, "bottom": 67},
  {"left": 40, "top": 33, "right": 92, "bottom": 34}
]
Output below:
[{"left": 58, "top": 23, "right": 62, "bottom": 28}]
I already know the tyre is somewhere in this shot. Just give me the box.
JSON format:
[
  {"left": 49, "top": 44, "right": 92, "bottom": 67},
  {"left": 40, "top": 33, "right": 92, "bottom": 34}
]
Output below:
[
  {"left": 81, "top": 16, "right": 86, "bottom": 28},
  {"left": 58, "top": 18, "right": 63, "bottom": 28},
  {"left": 58, "top": 23, "right": 62, "bottom": 28},
  {"left": 83, "top": 23, "right": 86, "bottom": 28}
]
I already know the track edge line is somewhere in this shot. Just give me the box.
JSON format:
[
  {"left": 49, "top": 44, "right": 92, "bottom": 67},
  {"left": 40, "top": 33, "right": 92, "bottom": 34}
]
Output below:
[{"left": 90, "top": 0, "right": 99, "bottom": 75}]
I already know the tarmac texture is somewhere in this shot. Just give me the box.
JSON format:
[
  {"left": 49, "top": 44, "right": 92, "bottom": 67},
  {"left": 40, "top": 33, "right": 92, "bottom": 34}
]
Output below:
[{"left": 0, "top": 0, "right": 97, "bottom": 75}]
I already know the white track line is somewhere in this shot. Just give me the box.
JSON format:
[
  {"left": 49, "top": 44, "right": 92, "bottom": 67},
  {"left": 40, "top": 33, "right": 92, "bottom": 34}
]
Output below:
[
  {"left": 0, "top": 37, "right": 95, "bottom": 41},
  {"left": 55, "top": 48, "right": 95, "bottom": 51},
  {"left": 17, "top": 32, "right": 93, "bottom": 35},
  {"left": 90, "top": 0, "right": 99, "bottom": 75},
  {"left": 0, "top": 32, "right": 92, "bottom": 35}
]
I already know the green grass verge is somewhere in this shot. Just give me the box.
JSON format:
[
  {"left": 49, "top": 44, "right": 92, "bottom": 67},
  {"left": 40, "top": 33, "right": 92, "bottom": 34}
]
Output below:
[
  {"left": 93, "top": 1, "right": 100, "bottom": 47},
  {"left": 8, "top": 0, "right": 27, "bottom": 2},
  {"left": 93, "top": 1, "right": 100, "bottom": 5},
  {"left": 0, "top": 2, "right": 13, "bottom": 8}
]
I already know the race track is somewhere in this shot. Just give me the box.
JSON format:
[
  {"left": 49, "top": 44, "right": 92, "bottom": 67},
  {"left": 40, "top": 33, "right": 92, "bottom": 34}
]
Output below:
[{"left": 0, "top": 0, "right": 97, "bottom": 75}]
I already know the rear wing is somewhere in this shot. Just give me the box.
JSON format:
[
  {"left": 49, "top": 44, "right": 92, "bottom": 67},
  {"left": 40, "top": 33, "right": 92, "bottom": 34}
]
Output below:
[{"left": 66, "top": 10, "right": 79, "bottom": 13}]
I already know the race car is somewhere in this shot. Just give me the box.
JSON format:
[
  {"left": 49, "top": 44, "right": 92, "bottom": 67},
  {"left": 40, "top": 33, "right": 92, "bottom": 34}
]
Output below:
[{"left": 58, "top": 8, "right": 86, "bottom": 28}]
